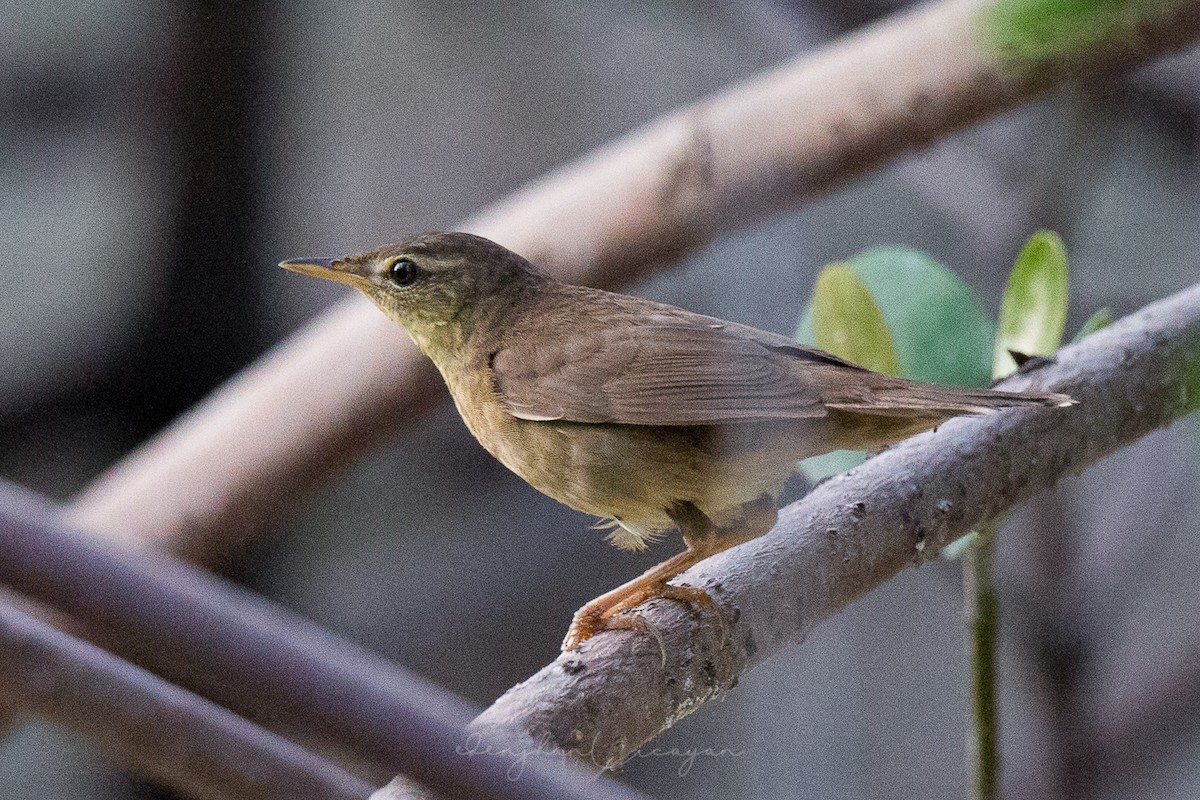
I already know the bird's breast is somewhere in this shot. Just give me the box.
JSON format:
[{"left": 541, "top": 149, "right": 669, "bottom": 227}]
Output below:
[{"left": 440, "top": 365, "right": 620, "bottom": 516}]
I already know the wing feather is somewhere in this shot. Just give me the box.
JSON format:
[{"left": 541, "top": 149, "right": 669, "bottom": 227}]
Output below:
[{"left": 491, "top": 321, "right": 828, "bottom": 425}]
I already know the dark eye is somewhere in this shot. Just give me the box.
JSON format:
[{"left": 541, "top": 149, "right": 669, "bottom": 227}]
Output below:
[{"left": 388, "top": 258, "right": 419, "bottom": 287}]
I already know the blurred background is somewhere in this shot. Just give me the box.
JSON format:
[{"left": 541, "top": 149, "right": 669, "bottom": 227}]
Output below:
[{"left": 3, "top": 0, "right": 1200, "bottom": 798}]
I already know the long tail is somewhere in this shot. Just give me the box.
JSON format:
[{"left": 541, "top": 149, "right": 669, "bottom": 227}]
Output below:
[{"left": 825, "top": 380, "right": 1075, "bottom": 418}]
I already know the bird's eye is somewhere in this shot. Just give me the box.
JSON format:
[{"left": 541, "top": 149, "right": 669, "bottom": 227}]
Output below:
[{"left": 388, "top": 258, "right": 419, "bottom": 287}]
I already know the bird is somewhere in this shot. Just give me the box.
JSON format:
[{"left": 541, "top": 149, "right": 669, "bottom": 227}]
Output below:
[{"left": 281, "top": 232, "right": 1073, "bottom": 651}]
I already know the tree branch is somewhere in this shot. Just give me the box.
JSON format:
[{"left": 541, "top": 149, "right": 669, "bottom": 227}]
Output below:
[
  {"left": 0, "top": 490, "right": 649, "bottom": 800},
  {"left": 0, "top": 594, "right": 375, "bottom": 800},
  {"left": 65, "top": 0, "right": 1200, "bottom": 560},
  {"left": 466, "top": 281, "right": 1200, "bottom": 770}
]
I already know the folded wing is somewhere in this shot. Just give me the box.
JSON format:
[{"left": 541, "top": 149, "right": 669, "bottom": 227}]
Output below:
[{"left": 490, "top": 321, "right": 834, "bottom": 425}]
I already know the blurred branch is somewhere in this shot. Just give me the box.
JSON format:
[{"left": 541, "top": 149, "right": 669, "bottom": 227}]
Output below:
[
  {"left": 1004, "top": 493, "right": 1093, "bottom": 799},
  {"left": 0, "top": 594, "right": 374, "bottom": 800},
  {"left": 1084, "top": 621, "right": 1200, "bottom": 786},
  {"left": 750, "top": 0, "right": 1038, "bottom": 251},
  {"left": 1118, "top": 46, "right": 1200, "bottom": 144},
  {"left": 467, "top": 281, "right": 1200, "bottom": 770},
  {"left": 0, "top": 490, "right": 648, "bottom": 800},
  {"left": 66, "top": 0, "right": 1200, "bottom": 560}
]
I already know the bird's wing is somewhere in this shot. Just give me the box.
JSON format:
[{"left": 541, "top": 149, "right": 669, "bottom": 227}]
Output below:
[{"left": 490, "top": 320, "right": 840, "bottom": 425}]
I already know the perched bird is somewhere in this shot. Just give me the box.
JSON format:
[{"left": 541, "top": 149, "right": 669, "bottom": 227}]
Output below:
[{"left": 281, "top": 232, "right": 1073, "bottom": 651}]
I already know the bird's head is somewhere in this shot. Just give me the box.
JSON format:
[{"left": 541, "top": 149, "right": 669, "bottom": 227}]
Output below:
[{"left": 281, "top": 232, "right": 544, "bottom": 356}]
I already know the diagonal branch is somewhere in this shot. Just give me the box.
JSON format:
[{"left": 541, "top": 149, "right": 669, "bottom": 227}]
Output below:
[
  {"left": 466, "top": 281, "right": 1200, "bottom": 770},
  {"left": 0, "top": 594, "right": 375, "bottom": 800},
  {"left": 0, "top": 488, "right": 650, "bottom": 800},
  {"left": 66, "top": 0, "right": 1200, "bottom": 559}
]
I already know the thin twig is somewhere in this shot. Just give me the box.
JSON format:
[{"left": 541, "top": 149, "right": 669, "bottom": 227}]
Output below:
[
  {"left": 65, "top": 0, "right": 1200, "bottom": 560},
  {"left": 0, "top": 594, "right": 375, "bottom": 800},
  {"left": 467, "top": 281, "right": 1200, "bottom": 771},
  {"left": 0, "top": 490, "right": 650, "bottom": 800}
]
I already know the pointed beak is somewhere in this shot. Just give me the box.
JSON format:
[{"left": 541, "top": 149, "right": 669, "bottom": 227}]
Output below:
[{"left": 279, "top": 257, "right": 367, "bottom": 289}]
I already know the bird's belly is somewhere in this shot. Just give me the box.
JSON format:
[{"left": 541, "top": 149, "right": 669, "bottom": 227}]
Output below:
[
  {"left": 479, "top": 408, "right": 805, "bottom": 530},
  {"left": 549, "top": 421, "right": 805, "bottom": 535},
  {"left": 443, "top": 367, "right": 815, "bottom": 538}
]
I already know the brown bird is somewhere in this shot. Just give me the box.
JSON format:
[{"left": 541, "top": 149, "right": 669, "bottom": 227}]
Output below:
[{"left": 281, "top": 232, "right": 1073, "bottom": 651}]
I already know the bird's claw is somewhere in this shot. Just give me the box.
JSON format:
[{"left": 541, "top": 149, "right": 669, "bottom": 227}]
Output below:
[{"left": 561, "top": 582, "right": 728, "bottom": 657}]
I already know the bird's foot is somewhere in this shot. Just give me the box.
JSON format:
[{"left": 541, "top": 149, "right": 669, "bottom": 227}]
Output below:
[
  {"left": 561, "top": 581, "right": 726, "bottom": 658},
  {"left": 568, "top": 611, "right": 670, "bottom": 666},
  {"left": 562, "top": 607, "right": 604, "bottom": 652}
]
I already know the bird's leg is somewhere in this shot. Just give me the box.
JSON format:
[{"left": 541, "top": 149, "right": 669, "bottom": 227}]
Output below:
[
  {"left": 561, "top": 543, "right": 711, "bottom": 652},
  {"left": 561, "top": 496, "right": 778, "bottom": 652}
]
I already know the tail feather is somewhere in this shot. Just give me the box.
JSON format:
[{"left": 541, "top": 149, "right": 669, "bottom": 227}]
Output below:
[{"left": 826, "top": 382, "right": 1075, "bottom": 418}]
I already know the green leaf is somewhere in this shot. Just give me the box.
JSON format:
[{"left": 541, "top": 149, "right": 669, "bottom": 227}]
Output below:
[
  {"left": 1072, "top": 307, "right": 1113, "bottom": 343},
  {"left": 798, "top": 247, "right": 994, "bottom": 388},
  {"left": 796, "top": 249, "right": 995, "bottom": 482},
  {"left": 810, "top": 263, "right": 901, "bottom": 376},
  {"left": 800, "top": 449, "right": 866, "bottom": 482},
  {"left": 994, "top": 231, "right": 1069, "bottom": 380},
  {"left": 984, "top": 0, "right": 1164, "bottom": 72}
]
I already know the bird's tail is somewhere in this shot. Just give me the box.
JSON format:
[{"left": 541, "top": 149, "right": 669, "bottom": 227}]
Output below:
[{"left": 825, "top": 381, "right": 1075, "bottom": 419}]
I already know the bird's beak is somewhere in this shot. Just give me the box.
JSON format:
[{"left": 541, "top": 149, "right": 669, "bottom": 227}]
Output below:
[{"left": 279, "top": 257, "right": 369, "bottom": 289}]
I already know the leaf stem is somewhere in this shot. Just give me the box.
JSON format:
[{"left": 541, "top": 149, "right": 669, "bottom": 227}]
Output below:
[{"left": 964, "top": 522, "right": 1001, "bottom": 800}]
